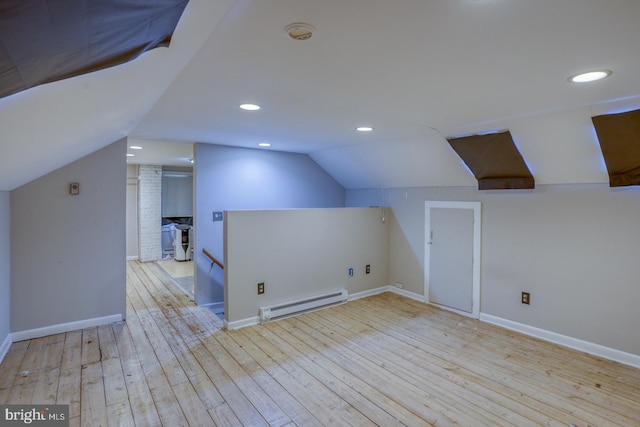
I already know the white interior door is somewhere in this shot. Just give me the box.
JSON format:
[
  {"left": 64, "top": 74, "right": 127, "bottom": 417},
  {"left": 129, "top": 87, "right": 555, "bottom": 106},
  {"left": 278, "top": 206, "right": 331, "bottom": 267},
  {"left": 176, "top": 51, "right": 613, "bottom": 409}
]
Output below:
[{"left": 425, "top": 201, "right": 481, "bottom": 318}]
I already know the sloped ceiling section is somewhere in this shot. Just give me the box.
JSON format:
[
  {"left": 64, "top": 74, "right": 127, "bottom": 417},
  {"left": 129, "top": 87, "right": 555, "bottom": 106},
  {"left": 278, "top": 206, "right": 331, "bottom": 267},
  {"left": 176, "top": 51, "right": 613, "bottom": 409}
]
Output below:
[
  {"left": 0, "top": 0, "right": 236, "bottom": 191},
  {"left": 592, "top": 109, "right": 640, "bottom": 187},
  {"left": 3, "top": 1, "right": 640, "bottom": 191},
  {"left": 132, "top": 0, "right": 640, "bottom": 190},
  {"left": 447, "top": 131, "right": 535, "bottom": 190},
  {"left": 0, "top": 0, "right": 189, "bottom": 99}
]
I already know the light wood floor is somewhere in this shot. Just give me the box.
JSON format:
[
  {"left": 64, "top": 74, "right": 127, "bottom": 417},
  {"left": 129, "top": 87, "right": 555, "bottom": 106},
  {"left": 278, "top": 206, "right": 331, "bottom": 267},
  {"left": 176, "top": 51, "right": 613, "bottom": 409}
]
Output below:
[
  {"left": 156, "top": 259, "right": 194, "bottom": 278},
  {"left": 1, "top": 261, "right": 639, "bottom": 426}
]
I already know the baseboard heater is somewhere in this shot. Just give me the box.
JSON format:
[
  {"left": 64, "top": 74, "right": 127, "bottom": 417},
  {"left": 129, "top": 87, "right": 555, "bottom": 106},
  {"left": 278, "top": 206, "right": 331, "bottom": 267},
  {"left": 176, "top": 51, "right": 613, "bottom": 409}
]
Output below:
[{"left": 259, "top": 289, "right": 348, "bottom": 323}]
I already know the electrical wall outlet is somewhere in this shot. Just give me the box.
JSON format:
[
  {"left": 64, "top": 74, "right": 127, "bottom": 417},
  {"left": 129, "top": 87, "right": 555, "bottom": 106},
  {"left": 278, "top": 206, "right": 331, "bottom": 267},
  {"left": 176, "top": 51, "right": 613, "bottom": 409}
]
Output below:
[
  {"left": 257, "top": 282, "right": 265, "bottom": 295},
  {"left": 521, "top": 292, "right": 530, "bottom": 305},
  {"left": 366, "top": 264, "right": 371, "bottom": 274},
  {"left": 348, "top": 267, "right": 354, "bottom": 277},
  {"left": 395, "top": 282, "right": 404, "bottom": 289}
]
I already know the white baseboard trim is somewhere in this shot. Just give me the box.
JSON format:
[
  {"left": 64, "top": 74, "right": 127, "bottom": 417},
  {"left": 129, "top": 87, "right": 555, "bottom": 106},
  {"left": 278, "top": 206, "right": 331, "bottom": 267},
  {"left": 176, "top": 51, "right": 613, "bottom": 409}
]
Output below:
[
  {"left": 126, "top": 255, "right": 138, "bottom": 261},
  {"left": 10, "top": 314, "right": 124, "bottom": 343},
  {"left": 387, "top": 286, "right": 424, "bottom": 302},
  {"left": 0, "top": 333, "right": 11, "bottom": 365},
  {"left": 225, "top": 286, "right": 423, "bottom": 331},
  {"left": 348, "top": 286, "right": 388, "bottom": 301},
  {"left": 225, "top": 316, "right": 259, "bottom": 331},
  {"left": 480, "top": 313, "right": 640, "bottom": 369}
]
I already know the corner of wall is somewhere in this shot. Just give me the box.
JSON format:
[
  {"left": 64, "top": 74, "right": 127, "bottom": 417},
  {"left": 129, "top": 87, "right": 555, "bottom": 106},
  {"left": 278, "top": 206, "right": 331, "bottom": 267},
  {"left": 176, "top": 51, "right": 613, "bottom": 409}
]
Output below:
[
  {"left": 480, "top": 313, "right": 640, "bottom": 369},
  {"left": 0, "top": 332, "right": 10, "bottom": 365},
  {"left": 0, "top": 190, "right": 10, "bottom": 365}
]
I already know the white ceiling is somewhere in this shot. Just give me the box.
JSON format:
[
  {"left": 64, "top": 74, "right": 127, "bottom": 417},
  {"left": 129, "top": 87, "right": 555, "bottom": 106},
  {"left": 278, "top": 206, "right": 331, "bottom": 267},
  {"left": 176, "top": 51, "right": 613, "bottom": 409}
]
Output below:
[{"left": 2, "top": 0, "right": 640, "bottom": 191}]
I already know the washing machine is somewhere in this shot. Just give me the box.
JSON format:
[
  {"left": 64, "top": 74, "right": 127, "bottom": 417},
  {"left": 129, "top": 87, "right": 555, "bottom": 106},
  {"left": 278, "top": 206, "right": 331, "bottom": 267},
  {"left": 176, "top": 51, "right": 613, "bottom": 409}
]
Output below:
[{"left": 161, "top": 223, "right": 175, "bottom": 259}]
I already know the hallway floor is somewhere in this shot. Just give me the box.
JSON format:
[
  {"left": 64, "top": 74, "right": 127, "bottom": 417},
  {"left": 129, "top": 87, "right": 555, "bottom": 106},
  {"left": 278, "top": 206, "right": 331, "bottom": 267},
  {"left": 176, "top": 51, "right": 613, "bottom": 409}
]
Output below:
[{"left": 156, "top": 258, "right": 194, "bottom": 297}]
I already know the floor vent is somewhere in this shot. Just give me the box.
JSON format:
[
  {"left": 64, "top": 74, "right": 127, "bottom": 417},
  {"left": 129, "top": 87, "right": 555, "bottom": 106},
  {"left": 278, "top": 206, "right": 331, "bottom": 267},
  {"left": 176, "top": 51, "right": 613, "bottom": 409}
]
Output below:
[{"left": 259, "top": 290, "right": 348, "bottom": 323}]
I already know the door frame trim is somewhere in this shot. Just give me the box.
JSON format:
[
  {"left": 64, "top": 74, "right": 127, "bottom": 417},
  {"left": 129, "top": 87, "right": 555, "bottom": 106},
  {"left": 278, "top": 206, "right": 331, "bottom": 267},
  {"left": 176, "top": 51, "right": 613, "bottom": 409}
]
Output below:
[{"left": 424, "top": 201, "right": 481, "bottom": 318}]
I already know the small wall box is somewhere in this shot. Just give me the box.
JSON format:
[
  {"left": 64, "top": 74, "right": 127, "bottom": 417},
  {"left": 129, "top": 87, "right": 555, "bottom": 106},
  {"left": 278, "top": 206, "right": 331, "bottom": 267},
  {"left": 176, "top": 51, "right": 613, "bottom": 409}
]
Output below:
[{"left": 69, "top": 183, "right": 80, "bottom": 195}]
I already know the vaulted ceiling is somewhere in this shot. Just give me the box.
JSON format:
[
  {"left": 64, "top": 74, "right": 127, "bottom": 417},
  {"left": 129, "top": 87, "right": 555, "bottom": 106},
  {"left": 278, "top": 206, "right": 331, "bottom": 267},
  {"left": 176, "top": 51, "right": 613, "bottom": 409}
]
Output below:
[{"left": 2, "top": 0, "right": 640, "bottom": 191}]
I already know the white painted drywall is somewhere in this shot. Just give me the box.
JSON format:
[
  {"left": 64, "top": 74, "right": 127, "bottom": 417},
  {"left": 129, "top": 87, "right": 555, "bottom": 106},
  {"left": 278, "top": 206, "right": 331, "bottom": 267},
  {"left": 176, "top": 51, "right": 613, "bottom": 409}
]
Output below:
[
  {"left": 347, "top": 184, "right": 640, "bottom": 356},
  {"left": 126, "top": 163, "right": 139, "bottom": 260},
  {"left": 194, "top": 144, "right": 345, "bottom": 306},
  {"left": 10, "top": 140, "right": 126, "bottom": 332},
  {"left": 0, "top": 191, "right": 10, "bottom": 351},
  {"left": 224, "top": 208, "right": 389, "bottom": 322}
]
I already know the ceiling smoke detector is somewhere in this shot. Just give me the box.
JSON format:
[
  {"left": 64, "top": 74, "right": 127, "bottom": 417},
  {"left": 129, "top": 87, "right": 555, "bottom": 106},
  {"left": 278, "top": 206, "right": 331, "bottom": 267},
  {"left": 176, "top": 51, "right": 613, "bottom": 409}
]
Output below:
[{"left": 284, "top": 23, "right": 315, "bottom": 41}]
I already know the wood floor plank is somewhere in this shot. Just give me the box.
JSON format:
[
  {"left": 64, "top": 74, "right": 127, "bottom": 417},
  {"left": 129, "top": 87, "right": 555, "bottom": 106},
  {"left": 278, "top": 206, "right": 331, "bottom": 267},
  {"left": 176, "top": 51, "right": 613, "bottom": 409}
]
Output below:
[
  {"left": 345, "top": 298, "right": 590, "bottom": 422},
  {"left": 81, "top": 327, "right": 101, "bottom": 366},
  {"left": 379, "top": 295, "right": 640, "bottom": 420},
  {"left": 57, "top": 369, "right": 82, "bottom": 419},
  {"left": 224, "top": 330, "right": 336, "bottom": 427},
  {"left": 215, "top": 330, "right": 325, "bottom": 427},
  {"left": 210, "top": 402, "right": 243, "bottom": 427},
  {"left": 97, "top": 325, "right": 128, "bottom": 408},
  {"left": 174, "top": 308, "right": 292, "bottom": 426},
  {"left": 396, "top": 300, "right": 640, "bottom": 418},
  {"left": 263, "top": 321, "right": 432, "bottom": 426},
  {"left": 30, "top": 334, "right": 64, "bottom": 405},
  {"left": 386, "top": 295, "right": 640, "bottom": 401},
  {"left": 171, "top": 380, "right": 216, "bottom": 426},
  {"left": 0, "top": 340, "right": 29, "bottom": 390},
  {"left": 240, "top": 326, "right": 377, "bottom": 426},
  {"left": 149, "top": 382, "right": 190, "bottom": 427},
  {"left": 132, "top": 262, "right": 272, "bottom": 426},
  {"left": 80, "top": 361, "right": 107, "bottom": 427},
  {"left": 2, "top": 260, "right": 639, "bottom": 427},
  {"left": 198, "top": 336, "right": 291, "bottom": 427},
  {"left": 312, "top": 305, "right": 564, "bottom": 426},
  {"left": 106, "top": 400, "right": 135, "bottom": 427},
  {"left": 111, "top": 320, "right": 162, "bottom": 427},
  {"left": 8, "top": 335, "right": 57, "bottom": 404},
  {"left": 127, "top": 266, "right": 227, "bottom": 416},
  {"left": 348, "top": 295, "right": 635, "bottom": 426},
  {"left": 277, "top": 315, "right": 486, "bottom": 426},
  {"left": 59, "top": 330, "right": 83, "bottom": 372},
  {"left": 126, "top": 270, "right": 190, "bottom": 387}
]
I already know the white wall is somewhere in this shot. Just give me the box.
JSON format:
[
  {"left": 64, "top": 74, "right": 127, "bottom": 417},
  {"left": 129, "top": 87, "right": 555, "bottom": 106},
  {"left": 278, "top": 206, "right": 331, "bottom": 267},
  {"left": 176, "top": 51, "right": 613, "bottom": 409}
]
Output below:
[
  {"left": 194, "top": 144, "right": 345, "bottom": 306},
  {"left": 10, "top": 140, "right": 126, "bottom": 334},
  {"left": 0, "top": 191, "right": 10, "bottom": 360},
  {"left": 138, "top": 164, "right": 162, "bottom": 262},
  {"left": 225, "top": 208, "right": 389, "bottom": 323},
  {"left": 126, "top": 163, "right": 139, "bottom": 260},
  {"left": 347, "top": 184, "right": 640, "bottom": 357}
]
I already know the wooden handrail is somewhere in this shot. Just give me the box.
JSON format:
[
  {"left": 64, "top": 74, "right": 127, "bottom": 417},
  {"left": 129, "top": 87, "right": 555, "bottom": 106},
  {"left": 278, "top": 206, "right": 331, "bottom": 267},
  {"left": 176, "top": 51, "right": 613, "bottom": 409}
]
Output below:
[{"left": 202, "top": 248, "right": 224, "bottom": 270}]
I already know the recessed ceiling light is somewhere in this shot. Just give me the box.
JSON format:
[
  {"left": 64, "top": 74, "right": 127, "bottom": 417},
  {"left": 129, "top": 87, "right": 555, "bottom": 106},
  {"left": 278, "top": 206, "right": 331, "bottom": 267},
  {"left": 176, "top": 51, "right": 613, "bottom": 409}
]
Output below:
[
  {"left": 129, "top": 145, "right": 142, "bottom": 150},
  {"left": 356, "top": 126, "right": 374, "bottom": 132},
  {"left": 240, "top": 103, "right": 261, "bottom": 111},
  {"left": 568, "top": 70, "right": 612, "bottom": 83},
  {"left": 189, "top": 159, "right": 194, "bottom": 164},
  {"left": 126, "top": 153, "right": 134, "bottom": 157},
  {"left": 258, "top": 143, "right": 271, "bottom": 147}
]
